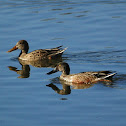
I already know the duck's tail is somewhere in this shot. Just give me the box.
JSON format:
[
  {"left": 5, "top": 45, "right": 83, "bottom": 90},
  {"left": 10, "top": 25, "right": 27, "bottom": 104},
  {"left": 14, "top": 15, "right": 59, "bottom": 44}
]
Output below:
[
  {"left": 53, "top": 47, "right": 68, "bottom": 56},
  {"left": 96, "top": 72, "right": 116, "bottom": 82},
  {"left": 57, "top": 47, "right": 68, "bottom": 54},
  {"left": 48, "top": 47, "right": 68, "bottom": 59},
  {"left": 102, "top": 73, "right": 116, "bottom": 79}
]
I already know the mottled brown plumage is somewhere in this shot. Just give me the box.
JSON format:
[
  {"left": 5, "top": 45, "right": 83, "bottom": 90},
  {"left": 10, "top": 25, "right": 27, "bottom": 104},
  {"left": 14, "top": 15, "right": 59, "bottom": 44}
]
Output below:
[
  {"left": 47, "top": 62, "right": 116, "bottom": 84},
  {"left": 7, "top": 40, "right": 67, "bottom": 61}
]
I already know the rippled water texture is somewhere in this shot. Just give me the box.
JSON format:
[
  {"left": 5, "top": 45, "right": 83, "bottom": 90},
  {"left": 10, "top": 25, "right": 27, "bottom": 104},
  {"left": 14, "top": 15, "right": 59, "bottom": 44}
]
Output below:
[{"left": 0, "top": 0, "right": 126, "bottom": 126}]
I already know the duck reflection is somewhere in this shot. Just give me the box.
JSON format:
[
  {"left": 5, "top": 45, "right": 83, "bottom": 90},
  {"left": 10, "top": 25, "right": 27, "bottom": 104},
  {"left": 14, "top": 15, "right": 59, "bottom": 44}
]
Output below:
[
  {"left": 46, "top": 77, "right": 94, "bottom": 95},
  {"left": 8, "top": 64, "right": 30, "bottom": 78},
  {"left": 46, "top": 78, "right": 116, "bottom": 96},
  {"left": 8, "top": 57, "right": 63, "bottom": 78},
  {"left": 46, "top": 83, "right": 71, "bottom": 95},
  {"left": 18, "top": 57, "right": 63, "bottom": 68}
]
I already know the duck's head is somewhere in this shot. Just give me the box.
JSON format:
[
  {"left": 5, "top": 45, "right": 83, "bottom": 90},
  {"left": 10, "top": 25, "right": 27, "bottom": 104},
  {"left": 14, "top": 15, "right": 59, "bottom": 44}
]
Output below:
[
  {"left": 7, "top": 40, "right": 29, "bottom": 53},
  {"left": 47, "top": 62, "right": 70, "bottom": 75}
]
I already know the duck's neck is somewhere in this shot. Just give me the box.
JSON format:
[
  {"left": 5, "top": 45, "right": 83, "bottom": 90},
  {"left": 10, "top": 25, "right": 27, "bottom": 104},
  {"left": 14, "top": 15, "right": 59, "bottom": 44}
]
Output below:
[
  {"left": 19, "top": 50, "right": 28, "bottom": 57},
  {"left": 61, "top": 70, "right": 70, "bottom": 76}
]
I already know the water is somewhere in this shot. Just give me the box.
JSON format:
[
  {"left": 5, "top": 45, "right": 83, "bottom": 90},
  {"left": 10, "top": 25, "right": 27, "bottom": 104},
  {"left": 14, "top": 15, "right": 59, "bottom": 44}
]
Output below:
[{"left": 0, "top": 0, "right": 126, "bottom": 126}]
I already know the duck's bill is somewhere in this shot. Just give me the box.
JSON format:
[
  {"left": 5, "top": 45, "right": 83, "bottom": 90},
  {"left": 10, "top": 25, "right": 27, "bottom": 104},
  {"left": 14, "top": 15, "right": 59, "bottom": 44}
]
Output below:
[
  {"left": 7, "top": 46, "right": 18, "bottom": 53},
  {"left": 47, "top": 67, "right": 58, "bottom": 75}
]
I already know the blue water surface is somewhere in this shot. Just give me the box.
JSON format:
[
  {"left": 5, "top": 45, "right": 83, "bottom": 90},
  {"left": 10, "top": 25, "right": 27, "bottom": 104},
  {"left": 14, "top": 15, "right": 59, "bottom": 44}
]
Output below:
[{"left": 0, "top": 0, "right": 126, "bottom": 126}]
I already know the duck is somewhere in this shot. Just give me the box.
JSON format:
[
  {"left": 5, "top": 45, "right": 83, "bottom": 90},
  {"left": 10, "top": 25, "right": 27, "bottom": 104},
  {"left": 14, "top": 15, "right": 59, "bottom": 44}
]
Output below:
[
  {"left": 7, "top": 40, "right": 67, "bottom": 61},
  {"left": 47, "top": 62, "right": 116, "bottom": 84}
]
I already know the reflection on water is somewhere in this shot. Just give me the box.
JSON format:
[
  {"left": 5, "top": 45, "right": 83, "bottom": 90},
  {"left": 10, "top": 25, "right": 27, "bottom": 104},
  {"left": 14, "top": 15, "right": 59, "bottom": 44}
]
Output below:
[
  {"left": 8, "top": 65, "right": 30, "bottom": 78},
  {"left": 19, "top": 57, "right": 63, "bottom": 68},
  {"left": 8, "top": 57, "right": 63, "bottom": 78},
  {"left": 46, "top": 82, "right": 93, "bottom": 95},
  {"left": 46, "top": 83, "right": 71, "bottom": 95}
]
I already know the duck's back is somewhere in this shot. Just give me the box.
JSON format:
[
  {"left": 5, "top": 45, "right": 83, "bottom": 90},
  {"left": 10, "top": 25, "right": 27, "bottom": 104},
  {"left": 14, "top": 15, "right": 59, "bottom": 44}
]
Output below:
[{"left": 19, "top": 49, "right": 63, "bottom": 61}]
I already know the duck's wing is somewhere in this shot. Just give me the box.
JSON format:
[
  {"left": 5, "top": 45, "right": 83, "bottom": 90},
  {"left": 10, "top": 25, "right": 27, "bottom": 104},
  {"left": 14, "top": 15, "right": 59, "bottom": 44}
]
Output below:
[
  {"left": 81, "top": 71, "right": 116, "bottom": 80},
  {"left": 45, "top": 45, "right": 63, "bottom": 51},
  {"left": 27, "top": 47, "right": 67, "bottom": 60}
]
